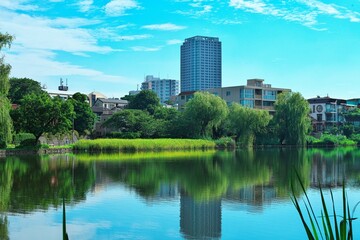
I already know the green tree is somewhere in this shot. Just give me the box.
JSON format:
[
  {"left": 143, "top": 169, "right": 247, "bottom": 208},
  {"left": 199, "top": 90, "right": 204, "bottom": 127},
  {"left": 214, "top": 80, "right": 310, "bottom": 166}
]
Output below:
[
  {"left": 182, "top": 92, "right": 228, "bottom": 138},
  {"left": 103, "top": 109, "right": 157, "bottom": 138},
  {"left": 127, "top": 90, "right": 161, "bottom": 115},
  {"left": 69, "top": 92, "right": 96, "bottom": 136},
  {"left": 11, "top": 93, "right": 74, "bottom": 144},
  {"left": 8, "top": 77, "right": 44, "bottom": 104},
  {"left": 273, "top": 92, "right": 311, "bottom": 145},
  {"left": 0, "top": 32, "right": 14, "bottom": 148},
  {"left": 227, "top": 103, "right": 271, "bottom": 146}
]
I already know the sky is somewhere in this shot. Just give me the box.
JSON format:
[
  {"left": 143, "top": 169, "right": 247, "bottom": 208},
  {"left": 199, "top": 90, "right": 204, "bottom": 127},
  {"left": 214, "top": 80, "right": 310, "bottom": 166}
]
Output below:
[{"left": 0, "top": 0, "right": 359, "bottom": 99}]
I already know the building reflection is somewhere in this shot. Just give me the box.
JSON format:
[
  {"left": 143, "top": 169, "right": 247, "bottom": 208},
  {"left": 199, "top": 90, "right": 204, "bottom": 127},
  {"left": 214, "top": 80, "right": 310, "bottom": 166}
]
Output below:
[{"left": 180, "top": 194, "right": 221, "bottom": 239}]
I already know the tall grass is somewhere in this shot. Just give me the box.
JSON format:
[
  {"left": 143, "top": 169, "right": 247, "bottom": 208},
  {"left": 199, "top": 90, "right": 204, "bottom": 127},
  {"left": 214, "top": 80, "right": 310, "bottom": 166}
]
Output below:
[
  {"left": 291, "top": 173, "right": 359, "bottom": 240},
  {"left": 73, "top": 138, "right": 216, "bottom": 152}
]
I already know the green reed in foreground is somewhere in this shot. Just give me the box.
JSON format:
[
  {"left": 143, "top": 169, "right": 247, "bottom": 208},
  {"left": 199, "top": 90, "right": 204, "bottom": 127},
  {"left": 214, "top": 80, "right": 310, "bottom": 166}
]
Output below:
[
  {"left": 73, "top": 138, "right": 216, "bottom": 152},
  {"left": 291, "top": 174, "right": 359, "bottom": 240}
]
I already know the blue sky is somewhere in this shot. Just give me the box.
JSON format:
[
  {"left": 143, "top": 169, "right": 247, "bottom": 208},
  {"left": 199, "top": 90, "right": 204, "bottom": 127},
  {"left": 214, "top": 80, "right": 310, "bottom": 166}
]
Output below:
[{"left": 0, "top": 0, "right": 359, "bottom": 99}]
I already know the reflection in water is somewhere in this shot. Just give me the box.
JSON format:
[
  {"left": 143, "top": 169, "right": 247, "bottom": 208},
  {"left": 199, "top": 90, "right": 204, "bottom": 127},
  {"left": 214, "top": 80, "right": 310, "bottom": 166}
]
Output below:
[
  {"left": 1, "top": 147, "right": 360, "bottom": 239},
  {"left": 180, "top": 195, "right": 221, "bottom": 239}
]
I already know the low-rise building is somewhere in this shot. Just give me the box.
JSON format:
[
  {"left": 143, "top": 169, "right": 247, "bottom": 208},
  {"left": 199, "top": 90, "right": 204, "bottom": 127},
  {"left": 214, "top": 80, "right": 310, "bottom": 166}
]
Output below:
[
  {"left": 308, "top": 96, "right": 347, "bottom": 132},
  {"left": 177, "top": 79, "right": 290, "bottom": 113},
  {"left": 92, "top": 98, "right": 128, "bottom": 136}
]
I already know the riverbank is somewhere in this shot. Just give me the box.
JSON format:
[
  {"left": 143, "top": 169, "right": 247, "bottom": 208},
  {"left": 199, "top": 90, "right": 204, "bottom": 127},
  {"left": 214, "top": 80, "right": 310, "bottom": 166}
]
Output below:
[{"left": 0, "top": 148, "right": 72, "bottom": 157}]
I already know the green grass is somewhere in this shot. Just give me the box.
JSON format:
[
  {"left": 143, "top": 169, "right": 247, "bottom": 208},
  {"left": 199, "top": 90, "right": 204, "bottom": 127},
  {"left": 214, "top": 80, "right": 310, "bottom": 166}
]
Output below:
[
  {"left": 291, "top": 173, "right": 359, "bottom": 240},
  {"left": 73, "top": 138, "right": 216, "bottom": 152}
]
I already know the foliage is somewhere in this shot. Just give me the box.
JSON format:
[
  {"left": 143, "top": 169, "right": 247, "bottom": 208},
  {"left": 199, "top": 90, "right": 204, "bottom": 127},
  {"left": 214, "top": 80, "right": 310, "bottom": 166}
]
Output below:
[
  {"left": 127, "top": 90, "right": 161, "bottom": 115},
  {"left": 274, "top": 92, "right": 311, "bottom": 145},
  {"left": 227, "top": 103, "right": 271, "bottom": 146},
  {"left": 11, "top": 93, "right": 75, "bottom": 144},
  {"left": 103, "top": 109, "right": 157, "bottom": 138},
  {"left": 182, "top": 92, "right": 229, "bottom": 138},
  {"left": 68, "top": 92, "right": 96, "bottom": 136},
  {"left": 0, "top": 32, "right": 14, "bottom": 147},
  {"left": 73, "top": 138, "right": 216, "bottom": 152},
  {"left": 8, "top": 77, "right": 44, "bottom": 104},
  {"left": 12, "top": 133, "right": 36, "bottom": 146},
  {"left": 292, "top": 177, "right": 358, "bottom": 240},
  {"left": 214, "top": 137, "right": 236, "bottom": 149},
  {"left": 307, "top": 134, "right": 357, "bottom": 147}
]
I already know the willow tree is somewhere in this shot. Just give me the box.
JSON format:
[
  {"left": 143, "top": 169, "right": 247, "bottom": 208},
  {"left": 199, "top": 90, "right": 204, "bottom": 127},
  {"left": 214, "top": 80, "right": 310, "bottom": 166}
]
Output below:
[
  {"left": 227, "top": 103, "right": 271, "bottom": 146},
  {"left": 0, "top": 32, "right": 14, "bottom": 148},
  {"left": 182, "top": 92, "right": 229, "bottom": 138},
  {"left": 273, "top": 92, "right": 311, "bottom": 145}
]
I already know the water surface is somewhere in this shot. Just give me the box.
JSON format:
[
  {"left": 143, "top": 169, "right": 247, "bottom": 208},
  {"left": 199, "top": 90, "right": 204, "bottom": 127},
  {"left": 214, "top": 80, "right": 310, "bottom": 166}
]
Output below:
[{"left": 1, "top": 148, "right": 360, "bottom": 239}]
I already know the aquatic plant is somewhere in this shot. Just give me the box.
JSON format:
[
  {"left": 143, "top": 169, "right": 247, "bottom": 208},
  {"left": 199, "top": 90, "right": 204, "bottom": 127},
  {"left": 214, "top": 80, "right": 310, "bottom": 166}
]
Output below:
[{"left": 291, "top": 174, "right": 359, "bottom": 240}]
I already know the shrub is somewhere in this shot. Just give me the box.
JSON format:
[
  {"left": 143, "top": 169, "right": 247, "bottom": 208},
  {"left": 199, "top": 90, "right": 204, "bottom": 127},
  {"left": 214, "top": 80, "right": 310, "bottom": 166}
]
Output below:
[
  {"left": 215, "top": 137, "right": 236, "bottom": 149},
  {"left": 17, "top": 138, "right": 38, "bottom": 148},
  {"left": 13, "top": 133, "right": 35, "bottom": 146}
]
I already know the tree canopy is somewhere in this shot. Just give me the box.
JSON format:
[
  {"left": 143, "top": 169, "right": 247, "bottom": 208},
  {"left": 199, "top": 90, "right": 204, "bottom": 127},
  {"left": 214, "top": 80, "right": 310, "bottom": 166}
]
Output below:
[
  {"left": 0, "top": 32, "right": 14, "bottom": 147},
  {"left": 103, "top": 109, "right": 157, "bottom": 138},
  {"left": 8, "top": 77, "right": 44, "bottom": 104},
  {"left": 182, "top": 92, "right": 228, "bottom": 138},
  {"left": 127, "top": 90, "right": 161, "bottom": 115},
  {"left": 69, "top": 92, "right": 96, "bottom": 136},
  {"left": 11, "top": 93, "right": 75, "bottom": 144},
  {"left": 227, "top": 103, "right": 271, "bottom": 146},
  {"left": 273, "top": 92, "right": 311, "bottom": 145}
]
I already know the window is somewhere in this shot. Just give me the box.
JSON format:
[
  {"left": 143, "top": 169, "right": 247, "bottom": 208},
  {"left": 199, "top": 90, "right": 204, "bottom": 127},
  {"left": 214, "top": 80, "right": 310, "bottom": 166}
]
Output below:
[
  {"left": 263, "top": 90, "right": 276, "bottom": 100},
  {"left": 240, "top": 100, "right": 254, "bottom": 108},
  {"left": 226, "top": 91, "right": 231, "bottom": 96},
  {"left": 240, "top": 89, "right": 254, "bottom": 98}
]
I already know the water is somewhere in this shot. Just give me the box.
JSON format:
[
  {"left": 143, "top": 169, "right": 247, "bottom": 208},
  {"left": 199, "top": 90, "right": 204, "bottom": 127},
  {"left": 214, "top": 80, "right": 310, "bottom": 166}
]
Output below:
[{"left": 1, "top": 148, "right": 360, "bottom": 239}]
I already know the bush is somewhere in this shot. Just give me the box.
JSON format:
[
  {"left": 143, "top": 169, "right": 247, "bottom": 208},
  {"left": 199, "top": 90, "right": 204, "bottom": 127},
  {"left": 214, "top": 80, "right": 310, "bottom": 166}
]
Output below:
[
  {"left": 215, "top": 137, "right": 236, "bottom": 149},
  {"left": 13, "top": 133, "right": 35, "bottom": 146},
  {"left": 0, "top": 139, "right": 6, "bottom": 149}
]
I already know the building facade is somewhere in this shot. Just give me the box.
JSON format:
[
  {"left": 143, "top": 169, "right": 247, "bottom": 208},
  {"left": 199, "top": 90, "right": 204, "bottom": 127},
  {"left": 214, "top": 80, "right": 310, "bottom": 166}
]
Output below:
[
  {"left": 308, "top": 96, "right": 347, "bottom": 132},
  {"left": 180, "top": 36, "right": 222, "bottom": 92},
  {"left": 141, "top": 75, "right": 179, "bottom": 104},
  {"left": 176, "top": 79, "right": 289, "bottom": 112}
]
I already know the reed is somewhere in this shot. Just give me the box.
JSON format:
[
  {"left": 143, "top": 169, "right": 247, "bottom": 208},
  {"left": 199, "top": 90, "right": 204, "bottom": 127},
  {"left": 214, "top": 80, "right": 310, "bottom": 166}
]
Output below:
[
  {"left": 73, "top": 138, "right": 216, "bottom": 152},
  {"left": 291, "top": 173, "right": 359, "bottom": 240}
]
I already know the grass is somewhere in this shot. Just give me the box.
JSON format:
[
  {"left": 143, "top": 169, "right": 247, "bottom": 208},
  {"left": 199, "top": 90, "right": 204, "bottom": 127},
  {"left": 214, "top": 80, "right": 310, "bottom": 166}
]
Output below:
[
  {"left": 291, "top": 173, "right": 359, "bottom": 240},
  {"left": 73, "top": 138, "right": 216, "bottom": 152}
]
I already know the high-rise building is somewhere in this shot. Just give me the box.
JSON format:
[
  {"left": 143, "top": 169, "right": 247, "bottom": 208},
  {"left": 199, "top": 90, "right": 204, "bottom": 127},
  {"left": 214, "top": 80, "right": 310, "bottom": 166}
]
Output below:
[
  {"left": 141, "top": 75, "right": 179, "bottom": 104},
  {"left": 180, "top": 36, "right": 222, "bottom": 92}
]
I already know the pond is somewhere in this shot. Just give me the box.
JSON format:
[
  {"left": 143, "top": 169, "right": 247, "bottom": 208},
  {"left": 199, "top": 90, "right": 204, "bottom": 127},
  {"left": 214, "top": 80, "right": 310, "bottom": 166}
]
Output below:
[{"left": 1, "top": 147, "right": 360, "bottom": 239}]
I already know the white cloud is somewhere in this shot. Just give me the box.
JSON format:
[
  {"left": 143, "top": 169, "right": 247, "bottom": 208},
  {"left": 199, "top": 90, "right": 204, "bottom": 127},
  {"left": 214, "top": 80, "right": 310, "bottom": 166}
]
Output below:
[
  {"left": 0, "top": 0, "right": 39, "bottom": 11},
  {"left": 228, "top": 0, "right": 360, "bottom": 29},
  {"left": 0, "top": 10, "right": 114, "bottom": 54},
  {"left": 167, "top": 39, "right": 182, "bottom": 45},
  {"left": 78, "top": 0, "right": 93, "bottom": 12},
  {"left": 131, "top": 46, "right": 162, "bottom": 52},
  {"left": 7, "top": 48, "right": 130, "bottom": 85},
  {"left": 104, "top": 0, "right": 140, "bottom": 16},
  {"left": 142, "top": 23, "right": 187, "bottom": 31}
]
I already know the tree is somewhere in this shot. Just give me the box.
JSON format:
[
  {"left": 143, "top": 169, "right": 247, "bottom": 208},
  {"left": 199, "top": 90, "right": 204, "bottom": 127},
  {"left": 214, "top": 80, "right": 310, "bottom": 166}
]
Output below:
[
  {"left": 127, "top": 90, "right": 161, "bottom": 115},
  {"left": 182, "top": 92, "right": 228, "bottom": 138},
  {"left": 69, "top": 92, "right": 96, "bottom": 136},
  {"left": 0, "top": 32, "right": 14, "bottom": 147},
  {"left": 273, "top": 92, "right": 311, "bottom": 145},
  {"left": 8, "top": 77, "right": 44, "bottom": 104},
  {"left": 11, "top": 93, "right": 74, "bottom": 144},
  {"left": 103, "top": 109, "right": 157, "bottom": 138},
  {"left": 227, "top": 103, "right": 271, "bottom": 146}
]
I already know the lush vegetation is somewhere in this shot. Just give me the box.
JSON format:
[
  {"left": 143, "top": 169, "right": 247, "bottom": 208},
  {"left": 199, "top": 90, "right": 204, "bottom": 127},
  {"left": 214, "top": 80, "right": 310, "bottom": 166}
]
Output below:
[
  {"left": 0, "top": 33, "right": 13, "bottom": 148},
  {"left": 73, "top": 138, "right": 216, "bottom": 152}
]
